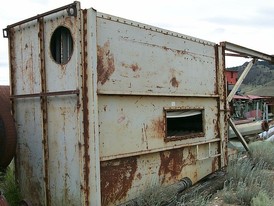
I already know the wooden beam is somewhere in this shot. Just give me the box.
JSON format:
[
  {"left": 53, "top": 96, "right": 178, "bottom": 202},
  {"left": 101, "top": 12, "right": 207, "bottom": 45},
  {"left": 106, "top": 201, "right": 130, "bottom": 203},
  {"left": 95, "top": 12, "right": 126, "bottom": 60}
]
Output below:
[{"left": 228, "top": 118, "right": 249, "bottom": 151}]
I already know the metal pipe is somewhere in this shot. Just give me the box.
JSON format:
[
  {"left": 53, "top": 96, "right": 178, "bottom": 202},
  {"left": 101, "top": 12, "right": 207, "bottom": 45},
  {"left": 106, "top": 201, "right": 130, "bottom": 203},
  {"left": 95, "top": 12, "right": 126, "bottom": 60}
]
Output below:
[
  {"left": 256, "top": 102, "right": 259, "bottom": 121},
  {"left": 98, "top": 90, "right": 220, "bottom": 98},
  {"left": 228, "top": 118, "right": 249, "bottom": 151},
  {"left": 3, "top": 2, "right": 78, "bottom": 38},
  {"left": 220, "top": 41, "right": 274, "bottom": 63},
  {"left": 10, "top": 90, "right": 80, "bottom": 99}
]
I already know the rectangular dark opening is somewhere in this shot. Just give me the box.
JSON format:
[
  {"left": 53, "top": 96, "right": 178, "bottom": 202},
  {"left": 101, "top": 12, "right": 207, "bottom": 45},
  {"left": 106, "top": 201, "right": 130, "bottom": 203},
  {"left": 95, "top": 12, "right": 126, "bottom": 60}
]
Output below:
[{"left": 165, "top": 109, "right": 204, "bottom": 141}]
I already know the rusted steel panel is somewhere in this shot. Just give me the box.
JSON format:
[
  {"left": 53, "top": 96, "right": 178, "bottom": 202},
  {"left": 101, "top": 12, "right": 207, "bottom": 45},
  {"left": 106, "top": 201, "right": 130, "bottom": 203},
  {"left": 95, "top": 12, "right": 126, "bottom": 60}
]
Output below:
[
  {"left": 99, "top": 96, "right": 219, "bottom": 159},
  {"left": 6, "top": 3, "right": 228, "bottom": 206},
  {"left": 10, "top": 19, "right": 46, "bottom": 205},
  {"left": 82, "top": 9, "right": 91, "bottom": 206},
  {"left": 41, "top": 5, "right": 83, "bottom": 206},
  {"left": 47, "top": 96, "right": 82, "bottom": 205},
  {"left": 217, "top": 45, "right": 229, "bottom": 167},
  {"left": 86, "top": 8, "right": 102, "bottom": 206},
  {"left": 96, "top": 14, "right": 217, "bottom": 96},
  {"left": 8, "top": 2, "right": 84, "bottom": 205},
  {"left": 100, "top": 145, "right": 220, "bottom": 205},
  {"left": 95, "top": 13, "right": 225, "bottom": 206},
  {"left": 43, "top": 11, "right": 80, "bottom": 92},
  {"left": 15, "top": 98, "right": 45, "bottom": 205},
  {"left": 11, "top": 22, "right": 42, "bottom": 96}
]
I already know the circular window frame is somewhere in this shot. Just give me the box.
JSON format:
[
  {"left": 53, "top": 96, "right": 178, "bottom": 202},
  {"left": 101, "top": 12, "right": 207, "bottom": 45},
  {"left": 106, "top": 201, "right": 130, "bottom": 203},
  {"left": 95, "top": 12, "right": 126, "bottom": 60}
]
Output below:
[{"left": 50, "top": 26, "right": 74, "bottom": 65}]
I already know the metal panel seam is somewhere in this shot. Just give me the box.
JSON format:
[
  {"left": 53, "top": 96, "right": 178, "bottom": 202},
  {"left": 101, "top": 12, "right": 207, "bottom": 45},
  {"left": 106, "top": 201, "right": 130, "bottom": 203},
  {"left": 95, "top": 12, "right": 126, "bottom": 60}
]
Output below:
[
  {"left": 96, "top": 12, "right": 216, "bottom": 46},
  {"left": 38, "top": 17, "right": 50, "bottom": 206},
  {"left": 82, "top": 9, "right": 90, "bottom": 206}
]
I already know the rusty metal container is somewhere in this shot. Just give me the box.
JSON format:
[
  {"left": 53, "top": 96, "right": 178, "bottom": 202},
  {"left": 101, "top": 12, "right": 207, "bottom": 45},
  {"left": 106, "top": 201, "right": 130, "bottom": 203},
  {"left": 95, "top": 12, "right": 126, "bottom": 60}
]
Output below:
[
  {"left": 3, "top": 2, "right": 228, "bottom": 205},
  {"left": 0, "top": 193, "right": 9, "bottom": 206},
  {"left": 0, "top": 85, "right": 17, "bottom": 168}
]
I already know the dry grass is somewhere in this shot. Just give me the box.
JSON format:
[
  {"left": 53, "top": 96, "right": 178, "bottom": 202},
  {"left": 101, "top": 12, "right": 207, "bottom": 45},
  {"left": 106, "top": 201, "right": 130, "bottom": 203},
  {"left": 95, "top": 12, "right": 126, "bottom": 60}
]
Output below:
[{"left": 221, "top": 141, "right": 274, "bottom": 205}]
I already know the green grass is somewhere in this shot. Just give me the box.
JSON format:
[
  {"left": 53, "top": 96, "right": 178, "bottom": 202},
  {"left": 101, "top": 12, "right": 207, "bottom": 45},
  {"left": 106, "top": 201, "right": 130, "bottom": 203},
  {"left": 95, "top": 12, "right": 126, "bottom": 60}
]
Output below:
[
  {"left": 251, "top": 191, "right": 274, "bottom": 206},
  {"left": 0, "top": 165, "right": 21, "bottom": 206},
  {"left": 249, "top": 141, "right": 274, "bottom": 168}
]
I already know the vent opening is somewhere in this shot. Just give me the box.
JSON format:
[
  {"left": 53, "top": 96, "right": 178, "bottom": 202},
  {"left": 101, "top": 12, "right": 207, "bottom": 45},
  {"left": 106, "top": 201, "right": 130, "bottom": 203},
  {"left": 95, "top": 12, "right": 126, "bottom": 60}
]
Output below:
[
  {"left": 165, "top": 109, "right": 204, "bottom": 141},
  {"left": 50, "top": 26, "right": 73, "bottom": 64}
]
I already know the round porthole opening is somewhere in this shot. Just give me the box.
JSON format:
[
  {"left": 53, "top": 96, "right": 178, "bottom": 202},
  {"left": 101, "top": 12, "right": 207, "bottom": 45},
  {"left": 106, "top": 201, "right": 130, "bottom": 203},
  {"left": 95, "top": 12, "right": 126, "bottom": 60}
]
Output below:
[{"left": 50, "top": 26, "right": 73, "bottom": 64}]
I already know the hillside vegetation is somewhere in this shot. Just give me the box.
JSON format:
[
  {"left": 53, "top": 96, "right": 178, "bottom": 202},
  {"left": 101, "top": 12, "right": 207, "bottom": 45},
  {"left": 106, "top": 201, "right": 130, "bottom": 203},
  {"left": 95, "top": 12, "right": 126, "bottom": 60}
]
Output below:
[{"left": 228, "top": 60, "right": 274, "bottom": 96}]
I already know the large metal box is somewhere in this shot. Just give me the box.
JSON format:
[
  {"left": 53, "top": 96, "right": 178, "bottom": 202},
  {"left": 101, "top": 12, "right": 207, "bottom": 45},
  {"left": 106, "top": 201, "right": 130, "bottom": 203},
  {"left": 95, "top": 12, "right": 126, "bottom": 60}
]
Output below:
[{"left": 4, "top": 2, "right": 228, "bottom": 205}]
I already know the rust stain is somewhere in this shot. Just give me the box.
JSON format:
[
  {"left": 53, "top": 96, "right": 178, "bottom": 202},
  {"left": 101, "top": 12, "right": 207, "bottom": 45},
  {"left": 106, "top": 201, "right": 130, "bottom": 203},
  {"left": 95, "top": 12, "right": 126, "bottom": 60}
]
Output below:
[
  {"left": 163, "top": 46, "right": 168, "bottom": 51},
  {"left": 37, "top": 18, "right": 50, "bottom": 206},
  {"left": 169, "top": 69, "right": 180, "bottom": 88},
  {"left": 26, "top": 57, "right": 33, "bottom": 74},
  {"left": 193, "top": 170, "right": 198, "bottom": 182},
  {"left": 25, "top": 45, "right": 35, "bottom": 93},
  {"left": 136, "top": 173, "right": 142, "bottom": 180},
  {"left": 130, "top": 63, "right": 141, "bottom": 72},
  {"left": 65, "top": 17, "right": 74, "bottom": 28},
  {"left": 162, "top": 46, "right": 187, "bottom": 56},
  {"left": 142, "top": 124, "right": 148, "bottom": 149},
  {"left": 101, "top": 157, "right": 137, "bottom": 205},
  {"left": 97, "top": 41, "right": 115, "bottom": 85},
  {"left": 159, "top": 149, "right": 183, "bottom": 184},
  {"left": 214, "top": 45, "right": 219, "bottom": 95},
  {"left": 159, "top": 148, "right": 196, "bottom": 184},
  {"left": 122, "top": 62, "right": 142, "bottom": 74},
  {"left": 117, "top": 115, "right": 126, "bottom": 124},
  {"left": 187, "top": 148, "right": 196, "bottom": 163},
  {"left": 151, "top": 118, "right": 165, "bottom": 138},
  {"left": 211, "top": 156, "right": 219, "bottom": 172},
  {"left": 170, "top": 77, "right": 179, "bottom": 88},
  {"left": 82, "top": 9, "right": 90, "bottom": 205},
  {"left": 176, "top": 50, "right": 187, "bottom": 55},
  {"left": 17, "top": 150, "right": 41, "bottom": 205},
  {"left": 9, "top": 28, "right": 17, "bottom": 117},
  {"left": 122, "top": 63, "right": 141, "bottom": 77}
]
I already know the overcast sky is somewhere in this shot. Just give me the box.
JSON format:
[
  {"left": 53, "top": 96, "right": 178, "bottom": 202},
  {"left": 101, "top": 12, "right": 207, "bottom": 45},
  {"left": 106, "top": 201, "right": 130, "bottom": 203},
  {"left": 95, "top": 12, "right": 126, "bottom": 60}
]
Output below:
[{"left": 1, "top": 0, "right": 274, "bottom": 85}]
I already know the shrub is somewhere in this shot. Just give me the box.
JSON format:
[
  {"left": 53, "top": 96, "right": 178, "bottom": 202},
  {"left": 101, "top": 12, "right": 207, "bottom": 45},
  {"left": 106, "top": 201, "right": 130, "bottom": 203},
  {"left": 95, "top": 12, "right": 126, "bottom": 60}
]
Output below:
[
  {"left": 251, "top": 191, "right": 274, "bottom": 206},
  {"left": 224, "top": 154, "right": 274, "bottom": 205},
  {"left": 0, "top": 165, "right": 21, "bottom": 206},
  {"left": 249, "top": 141, "right": 274, "bottom": 169},
  {"left": 180, "top": 193, "right": 209, "bottom": 206}
]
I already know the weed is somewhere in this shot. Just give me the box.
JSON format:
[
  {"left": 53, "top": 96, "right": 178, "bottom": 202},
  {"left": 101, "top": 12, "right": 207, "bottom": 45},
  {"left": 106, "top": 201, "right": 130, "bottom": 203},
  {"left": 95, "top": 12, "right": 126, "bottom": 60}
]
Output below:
[
  {"left": 251, "top": 191, "right": 274, "bottom": 206},
  {"left": 0, "top": 165, "right": 21, "bottom": 206},
  {"left": 134, "top": 184, "right": 178, "bottom": 206},
  {"left": 249, "top": 141, "right": 274, "bottom": 169},
  {"left": 223, "top": 142, "right": 274, "bottom": 205},
  {"left": 222, "top": 180, "right": 241, "bottom": 204},
  {"left": 176, "top": 192, "right": 209, "bottom": 206}
]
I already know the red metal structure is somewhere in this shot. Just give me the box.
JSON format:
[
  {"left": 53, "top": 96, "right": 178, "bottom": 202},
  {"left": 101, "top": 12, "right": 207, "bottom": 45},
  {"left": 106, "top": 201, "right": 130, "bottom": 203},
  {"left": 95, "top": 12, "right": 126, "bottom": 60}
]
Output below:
[{"left": 225, "top": 70, "right": 238, "bottom": 85}]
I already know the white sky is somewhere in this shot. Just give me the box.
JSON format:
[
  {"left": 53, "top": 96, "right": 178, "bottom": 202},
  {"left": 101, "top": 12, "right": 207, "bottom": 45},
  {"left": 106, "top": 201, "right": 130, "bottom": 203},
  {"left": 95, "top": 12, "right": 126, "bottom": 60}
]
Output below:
[{"left": 1, "top": 0, "right": 274, "bottom": 85}]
